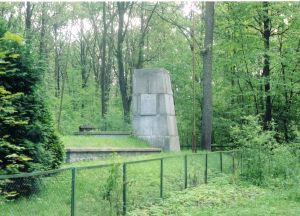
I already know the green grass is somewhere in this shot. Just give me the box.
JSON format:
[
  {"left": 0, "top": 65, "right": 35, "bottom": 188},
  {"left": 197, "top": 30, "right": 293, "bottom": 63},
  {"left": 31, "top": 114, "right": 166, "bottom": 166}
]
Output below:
[
  {"left": 61, "top": 135, "right": 150, "bottom": 148},
  {"left": 128, "top": 176, "right": 300, "bottom": 216},
  {"left": 0, "top": 151, "right": 233, "bottom": 216},
  {"left": 4, "top": 151, "right": 298, "bottom": 216}
]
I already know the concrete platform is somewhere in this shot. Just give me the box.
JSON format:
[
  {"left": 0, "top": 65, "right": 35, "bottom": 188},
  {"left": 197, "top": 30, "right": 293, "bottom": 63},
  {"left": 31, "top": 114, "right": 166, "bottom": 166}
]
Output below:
[{"left": 65, "top": 147, "right": 162, "bottom": 163}]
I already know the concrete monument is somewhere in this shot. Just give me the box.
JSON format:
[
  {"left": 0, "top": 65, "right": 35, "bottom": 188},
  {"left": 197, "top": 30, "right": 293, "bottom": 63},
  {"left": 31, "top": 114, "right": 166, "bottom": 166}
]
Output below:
[{"left": 132, "top": 68, "right": 180, "bottom": 151}]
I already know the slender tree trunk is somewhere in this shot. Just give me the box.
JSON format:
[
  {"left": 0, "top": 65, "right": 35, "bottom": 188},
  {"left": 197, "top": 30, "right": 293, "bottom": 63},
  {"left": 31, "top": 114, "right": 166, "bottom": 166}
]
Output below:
[
  {"left": 57, "top": 31, "right": 71, "bottom": 132},
  {"left": 57, "top": 71, "right": 65, "bottom": 132},
  {"left": 201, "top": 2, "right": 215, "bottom": 151},
  {"left": 136, "top": 2, "right": 157, "bottom": 69},
  {"left": 101, "top": 2, "right": 108, "bottom": 118},
  {"left": 80, "top": 20, "right": 88, "bottom": 89},
  {"left": 54, "top": 24, "right": 60, "bottom": 98},
  {"left": 137, "top": 3, "right": 145, "bottom": 69},
  {"left": 79, "top": 19, "right": 88, "bottom": 118},
  {"left": 262, "top": 1, "right": 272, "bottom": 129},
  {"left": 116, "top": 2, "right": 132, "bottom": 123},
  {"left": 39, "top": 3, "right": 46, "bottom": 60},
  {"left": 240, "top": 40, "right": 259, "bottom": 115},
  {"left": 25, "top": 2, "right": 33, "bottom": 42}
]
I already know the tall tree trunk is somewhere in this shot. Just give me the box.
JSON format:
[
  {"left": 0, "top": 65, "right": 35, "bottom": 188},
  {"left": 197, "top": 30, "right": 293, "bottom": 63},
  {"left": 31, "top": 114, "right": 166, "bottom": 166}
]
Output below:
[
  {"left": 54, "top": 24, "right": 60, "bottom": 98},
  {"left": 116, "top": 2, "right": 132, "bottom": 123},
  {"left": 80, "top": 20, "right": 88, "bottom": 89},
  {"left": 101, "top": 2, "right": 108, "bottom": 118},
  {"left": 136, "top": 2, "right": 157, "bottom": 69},
  {"left": 104, "top": 3, "right": 115, "bottom": 116},
  {"left": 262, "top": 1, "right": 272, "bottom": 129},
  {"left": 79, "top": 19, "right": 89, "bottom": 118},
  {"left": 136, "top": 3, "right": 145, "bottom": 69},
  {"left": 25, "top": 2, "right": 33, "bottom": 42},
  {"left": 57, "top": 30, "right": 71, "bottom": 132},
  {"left": 39, "top": 2, "right": 46, "bottom": 60},
  {"left": 201, "top": 2, "right": 215, "bottom": 151}
]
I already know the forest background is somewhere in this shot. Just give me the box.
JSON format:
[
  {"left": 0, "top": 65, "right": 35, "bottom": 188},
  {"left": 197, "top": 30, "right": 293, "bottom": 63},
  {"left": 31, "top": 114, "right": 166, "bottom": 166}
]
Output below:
[{"left": 1, "top": 1, "right": 300, "bottom": 147}]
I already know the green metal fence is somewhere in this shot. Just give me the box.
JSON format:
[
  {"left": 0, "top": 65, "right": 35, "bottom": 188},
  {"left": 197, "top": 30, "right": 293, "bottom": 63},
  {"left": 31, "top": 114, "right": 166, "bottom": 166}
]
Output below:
[{"left": 0, "top": 150, "right": 241, "bottom": 216}]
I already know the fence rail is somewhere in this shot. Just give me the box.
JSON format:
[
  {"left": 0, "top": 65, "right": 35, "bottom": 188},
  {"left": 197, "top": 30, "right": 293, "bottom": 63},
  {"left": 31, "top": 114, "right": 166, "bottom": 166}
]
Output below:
[
  {"left": 0, "top": 150, "right": 241, "bottom": 216},
  {"left": 180, "top": 143, "right": 238, "bottom": 151}
]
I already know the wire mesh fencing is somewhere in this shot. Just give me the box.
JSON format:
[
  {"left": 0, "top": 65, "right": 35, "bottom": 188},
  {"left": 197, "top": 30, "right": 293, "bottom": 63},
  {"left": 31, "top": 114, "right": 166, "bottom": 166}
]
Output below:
[
  {"left": 126, "top": 160, "right": 160, "bottom": 211},
  {"left": 0, "top": 150, "right": 241, "bottom": 216},
  {"left": 0, "top": 169, "right": 71, "bottom": 216}
]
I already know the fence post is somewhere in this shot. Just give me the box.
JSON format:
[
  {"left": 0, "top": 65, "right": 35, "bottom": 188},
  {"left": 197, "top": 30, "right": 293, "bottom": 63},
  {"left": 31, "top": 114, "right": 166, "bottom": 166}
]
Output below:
[
  {"left": 160, "top": 159, "right": 163, "bottom": 198},
  {"left": 232, "top": 151, "right": 235, "bottom": 174},
  {"left": 205, "top": 153, "right": 208, "bottom": 184},
  {"left": 184, "top": 155, "right": 187, "bottom": 189},
  {"left": 240, "top": 151, "right": 243, "bottom": 175},
  {"left": 71, "top": 168, "right": 76, "bottom": 216},
  {"left": 259, "top": 148, "right": 262, "bottom": 184},
  {"left": 220, "top": 152, "right": 223, "bottom": 173},
  {"left": 123, "top": 163, "right": 127, "bottom": 215}
]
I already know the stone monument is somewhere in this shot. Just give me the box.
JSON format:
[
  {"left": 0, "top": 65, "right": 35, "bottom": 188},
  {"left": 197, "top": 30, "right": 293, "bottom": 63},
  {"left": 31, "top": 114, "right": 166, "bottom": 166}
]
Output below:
[{"left": 132, "top": 68, "right": 180, "bottom": 151}]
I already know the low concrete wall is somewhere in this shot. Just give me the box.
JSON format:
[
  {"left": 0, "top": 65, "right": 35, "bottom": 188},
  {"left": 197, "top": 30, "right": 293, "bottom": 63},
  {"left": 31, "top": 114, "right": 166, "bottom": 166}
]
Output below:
[
  {"left": 65, "top": 147, "right": 162, "bottom": 163},
  {"left": 73, "top": 131, "right": 132, "bottom": 137}
]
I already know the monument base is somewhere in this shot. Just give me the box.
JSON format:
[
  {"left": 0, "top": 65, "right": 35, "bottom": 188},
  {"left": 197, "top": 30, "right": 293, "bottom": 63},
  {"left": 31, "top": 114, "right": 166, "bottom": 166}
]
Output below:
[
  {"left": 132, "top": 68, "right": 180, "bottom": 152},
  {"left": 136, "top": 136, "right": 180, "bottom": 151}
]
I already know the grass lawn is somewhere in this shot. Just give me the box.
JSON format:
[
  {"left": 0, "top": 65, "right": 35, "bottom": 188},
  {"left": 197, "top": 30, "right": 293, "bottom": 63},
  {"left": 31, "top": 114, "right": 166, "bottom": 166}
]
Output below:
[
  {"left": 0, "top": 151, "right": 234, "bottom": 216},
  {"left": 61, "top": 135, "right": 150, "bottom": 148},
  {"left": 3, "top": 151, "right": 298, "bottom": 216}
]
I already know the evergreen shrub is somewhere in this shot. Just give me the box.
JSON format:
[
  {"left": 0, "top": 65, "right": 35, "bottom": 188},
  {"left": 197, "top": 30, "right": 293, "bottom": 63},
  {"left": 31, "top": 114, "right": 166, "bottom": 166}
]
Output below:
[{"left": 0, "top": 23, "right": 64, "bottom": 198}]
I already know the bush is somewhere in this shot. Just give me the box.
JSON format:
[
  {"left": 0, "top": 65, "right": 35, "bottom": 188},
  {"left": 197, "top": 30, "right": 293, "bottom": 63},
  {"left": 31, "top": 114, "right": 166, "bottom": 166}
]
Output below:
[
  {"left": 0, "top": 26, "right": 64, "bottom": 198},
  {"left": 101, "top": 155, "right": 122, "bottom": 215},
  {"left": 231, "top": 115, "right": 299, "bottom": 186}
]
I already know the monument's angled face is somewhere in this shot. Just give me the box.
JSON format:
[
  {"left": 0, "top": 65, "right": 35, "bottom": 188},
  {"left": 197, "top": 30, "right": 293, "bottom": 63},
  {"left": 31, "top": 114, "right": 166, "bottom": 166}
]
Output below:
[{"left": 132, "top": 68, "right": 180, "bottom": 151}]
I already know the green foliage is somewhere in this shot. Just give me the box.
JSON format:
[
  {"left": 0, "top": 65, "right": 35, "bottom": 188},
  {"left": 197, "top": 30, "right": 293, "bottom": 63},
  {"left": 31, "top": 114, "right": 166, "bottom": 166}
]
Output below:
[
  {"left": 231, "top": 115, "right": 277, "bottom": 149},
  {"left": 101, "top": 154, "right": 122, "bottom": 215},
  {"left": 231, "top": 115, "right": 299, "bottom": 186},
  {"left": 0, "top": 24, "right": 64, "bottom": 198},
  {"left": 213, "top": 2, "right": 300, "bottom": 144},
  {"left": 129, "top": 180, "right": 300, "bottom": 216},
  {"left": 128, "top": 177, "right": 264, "bottom": 216},
  {"left": 2, "top": 32, "right": 23, "bottom": 45},
  {"left": 4, "top": 1, "right": 296, "bottom": 149}
]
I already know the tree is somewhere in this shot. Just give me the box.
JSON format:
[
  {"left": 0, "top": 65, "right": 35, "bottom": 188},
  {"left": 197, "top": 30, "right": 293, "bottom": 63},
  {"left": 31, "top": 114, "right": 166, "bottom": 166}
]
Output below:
[
  {"left": 116, "top": 2, "right": 133, "bottom": 122},
  {"left": 201, "top": 2, "right": 215, "bottom": 151},
  {"left": 261, "top": 2, "right": 272, "bottom": 129},
  {"left": 85, "top": 2, "right": 114, "bottom": 120},
  {"left": 39, "top": 2, "right": 47, "bottom": 61},
  {"left": 100, "top": 2, "right": 114, "bottom": 118},
  {"left": 2, "top": 1, "right": 299, "bottom": 145},
  {"left": 0, "top": 25, "right": 64, "bottom": 197},
  {"left": 135, "top": 2, "right": 158, "bottom": 69},
  {"left": 25, "top": 1, "right": 34, "bottom": 42}
]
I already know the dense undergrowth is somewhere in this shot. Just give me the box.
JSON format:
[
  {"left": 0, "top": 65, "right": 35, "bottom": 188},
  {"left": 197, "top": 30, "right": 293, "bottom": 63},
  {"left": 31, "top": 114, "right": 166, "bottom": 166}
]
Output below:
[{"left": 231, "top": 116, "right": 300, "bottom": 187}]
